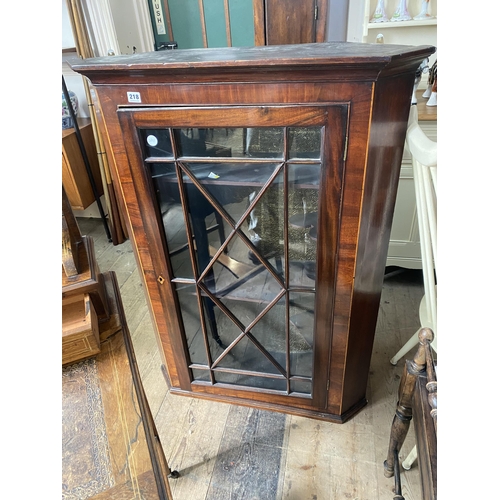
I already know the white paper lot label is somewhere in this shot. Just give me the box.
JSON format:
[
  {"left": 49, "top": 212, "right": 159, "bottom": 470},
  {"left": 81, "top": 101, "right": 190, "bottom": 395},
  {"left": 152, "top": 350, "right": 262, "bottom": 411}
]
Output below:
[{"left": 127, "top": 92, "right": 141, "bottom": 103}]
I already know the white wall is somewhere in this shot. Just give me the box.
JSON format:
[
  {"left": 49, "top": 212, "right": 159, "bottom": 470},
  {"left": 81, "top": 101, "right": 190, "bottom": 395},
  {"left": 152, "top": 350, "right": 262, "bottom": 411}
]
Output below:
[
  {"left": 108, "top": 0, "right": 154, "bottom": 54},
  {"left": 62, "top": 1, "right": 76, "bottom": 49},
  {"left": 327, "top": 0, "right": 349, "bottom": 41},
  {"left": 62, "top": 1, "right": 91, "bottom": 118}
]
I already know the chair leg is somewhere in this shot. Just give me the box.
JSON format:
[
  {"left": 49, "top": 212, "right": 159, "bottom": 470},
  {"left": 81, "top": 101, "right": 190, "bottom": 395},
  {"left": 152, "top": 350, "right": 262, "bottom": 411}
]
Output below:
[
  {"left": 392, "top": 449, "right": 405, "bottom": 500},
  {"left": 214, "top": 212, "right": 227, "bottom": 253},
  {"left": 402, "top": 445, "right": 418, "bottom": 470},
  {"left": 204, "top": 296, "right": 223, "bottom": 347},
  {"left": 275, "top": 254, "right": 283, "bottom": 277},
  {"left": 390, "top": 328, "right": 420, "bottom": 365}
]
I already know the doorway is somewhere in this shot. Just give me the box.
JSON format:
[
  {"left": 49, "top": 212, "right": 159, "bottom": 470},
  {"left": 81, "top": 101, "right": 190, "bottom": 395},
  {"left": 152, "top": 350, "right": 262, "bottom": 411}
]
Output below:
[{"left": 255, "top": 0, "right": 328, "bottom": 45}]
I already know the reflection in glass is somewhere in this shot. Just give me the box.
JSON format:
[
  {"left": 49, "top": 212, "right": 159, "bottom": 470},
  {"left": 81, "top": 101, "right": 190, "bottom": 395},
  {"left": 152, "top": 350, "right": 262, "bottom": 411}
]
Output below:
[
  {"left": 176, "top": 284, "right": 207, "bottom": 366},
  {"left": 163, "top": 127, "right": 320, "bottom": 159},
  {"left": 181, "top": 162, "right": 279, "bottom": 225},
  {"left": 191, "top": 368, "right": 210, "bottom": 382},
  {"left": 288, "top": 128, "right": 322, "bottom": 159},
  {"left": 245, "top": 128, "right": 284, "bottom": 158},
  {"left": 141, "top": 129, "right": 173, "bottom": 158},
  {"left": 247, "top": 167, "right": 284, "bottom": 277},
  {"left": 173, "top": 128, "right": 284, "bottom": 159},
  {"left": 201, "top": 300, "right": 243, "bottom": 361},
  {"left": 214, "top": 371, "right": 287, "bottom": 392},
  {"left": 215, "top": 333, "right": 283, "bottom": 376},
  {"left": 174, "top": 129, "right": 213, "bottom": 157},
  {"left": 289, "top": 292, "right": 314, "bottom": 380},
  {"left": 250, "top": 295, "right": 287, "bottom": 371},
  {"left": 290, "top": 379, "right": 312, "bottom": 395},
  {"left": 288, "top": 164, "right": 320, "bottom": 287}
]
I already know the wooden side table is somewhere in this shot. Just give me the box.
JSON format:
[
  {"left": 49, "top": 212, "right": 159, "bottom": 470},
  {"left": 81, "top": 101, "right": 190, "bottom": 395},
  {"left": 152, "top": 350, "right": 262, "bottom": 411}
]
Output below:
[
  {"left": 62, "top": 271, "right": 176, "bottom": 499},
  {"left": 62, "top": 118, "right": 104, "bottom": 211}
]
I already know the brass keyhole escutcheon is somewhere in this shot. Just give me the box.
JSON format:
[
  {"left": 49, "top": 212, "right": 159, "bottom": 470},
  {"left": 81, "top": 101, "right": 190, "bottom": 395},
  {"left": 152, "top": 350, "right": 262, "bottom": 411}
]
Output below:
[{"left": 157, "top": 275, "right": 165, "bottom": 284}]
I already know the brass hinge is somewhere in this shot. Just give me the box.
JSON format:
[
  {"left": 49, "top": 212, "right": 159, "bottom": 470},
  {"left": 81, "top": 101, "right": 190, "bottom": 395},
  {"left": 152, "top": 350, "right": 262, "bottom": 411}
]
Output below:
[
  {"left": 343, "top": 135, "right": 349, "bottom": 161},
  {"left": 315, "top": 5, "right": 319, "bottom": 20},
  {"left": 326, "top": 379, "right": 330, "bottom": 391}
]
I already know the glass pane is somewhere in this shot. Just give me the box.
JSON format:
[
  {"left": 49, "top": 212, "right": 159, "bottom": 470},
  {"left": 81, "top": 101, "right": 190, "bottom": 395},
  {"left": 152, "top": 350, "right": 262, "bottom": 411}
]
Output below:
[
  {"left": 173, "top": 128, "right": 284, "bottom": 158},
  {"left": 288, "top": 127, "right": 322, "bottom": 159},
  {"left": 289, "top": 292, "right": 315, "bottom": 379},
  {"left": 288, "top": 164, "right": 320, "bottom": 287},
  {"left": 247, "top": 167, "right": 285, "bottom": 277},
  {"left": 216, "top": 335, "right": 283, "bottom": 376},
  {"left": 191, "top": 368, "right": 210, "bottom": 382},
  {"left": 180, "top": 162, "right": 285, "bottom": 284},
  {"left": 179, "top": 128, "right": 243, "bottom": 157},
  {"left": 176, "top": 284, "right": 208, "bottom": 365},
  {"left": 214, "top": 371, "right": 287, "bottom": 392},
  {"left": 250, "top": 296, "right": 287, "bottom": 371},
  {"left": 174, "top": 129, "right": 217, "bottom": 157},
  {"left": 217, "top": 272, "right": 282, "bottom": 330},
  {"left": 290, "top": 379, "right": 312, "bottom": 395},
  {"left": 150, "top": 163, "right": 194, "bottom": 279},
  {"left": 201, "top": 299, "right": 243, "bottom": 359},
  {"left": 245, "top": 128, "right": 284, "bottom": 158},
  {"left": 181, "top": 162, "right": 280, "bottom": 225},
  {"left": 201, "top": 296, "right": 286, "bottom": 377},
  {"left": 141, "top": 129, "right": 173, "bottom": 158}
]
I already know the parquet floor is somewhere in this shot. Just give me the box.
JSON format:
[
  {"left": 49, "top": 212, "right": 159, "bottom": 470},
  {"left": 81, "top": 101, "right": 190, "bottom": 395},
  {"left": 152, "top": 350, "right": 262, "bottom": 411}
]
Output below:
[{"left": 77, "top": 216, "right": 425, "bottom": 500}]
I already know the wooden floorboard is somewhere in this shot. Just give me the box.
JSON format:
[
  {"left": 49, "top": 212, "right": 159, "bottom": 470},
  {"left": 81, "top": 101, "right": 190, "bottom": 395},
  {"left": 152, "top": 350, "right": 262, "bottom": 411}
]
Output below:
[
  {"left": 75, "top": 216, "right": 425, "bottom": 500},
  {"left": 206, "top": 406, "right": 286, "bottom": 500}
]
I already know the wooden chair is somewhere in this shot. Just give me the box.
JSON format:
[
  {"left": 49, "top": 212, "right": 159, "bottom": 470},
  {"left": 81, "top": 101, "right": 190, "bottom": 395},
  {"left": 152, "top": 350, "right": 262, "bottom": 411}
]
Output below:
[
  {"left": 384, "top": 327, "right": 437, "bottom": 500},
  {"left": 391, "top": 105, "right": 437, "bottom": 365},
  {"left": 388, "top": 105, "right": 437, "bottom": 473}
]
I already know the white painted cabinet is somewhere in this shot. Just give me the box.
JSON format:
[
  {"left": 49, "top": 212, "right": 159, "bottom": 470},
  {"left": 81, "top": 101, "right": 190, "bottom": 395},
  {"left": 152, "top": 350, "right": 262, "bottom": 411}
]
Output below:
[
  {"left": 387, "top": 118, "right": 436, "bottom": 269},
  {"left": 347, "top": 0, "right": 437, "bottom": 269}
]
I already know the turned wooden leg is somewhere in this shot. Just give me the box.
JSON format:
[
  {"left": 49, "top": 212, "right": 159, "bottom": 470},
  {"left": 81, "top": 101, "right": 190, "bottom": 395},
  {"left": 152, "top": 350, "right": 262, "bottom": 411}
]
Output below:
[
  {"left": 392, "top": 449, "right": 405, "bottom": 500},
  {"left": 384, "top": 362, "right": 416, "bottom": 478}
]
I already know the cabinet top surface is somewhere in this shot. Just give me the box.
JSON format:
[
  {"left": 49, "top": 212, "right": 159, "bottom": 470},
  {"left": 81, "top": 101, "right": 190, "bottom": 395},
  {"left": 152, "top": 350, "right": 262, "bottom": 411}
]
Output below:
[{"left": 71, "top": 42, "right": 435, "bottom": 75}]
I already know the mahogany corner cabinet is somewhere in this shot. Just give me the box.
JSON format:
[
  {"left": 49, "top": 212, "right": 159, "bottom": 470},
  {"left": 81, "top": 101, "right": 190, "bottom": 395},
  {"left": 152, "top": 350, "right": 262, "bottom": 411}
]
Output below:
[{"left": 72, "top": 42, "right": 435, "bottom": 423}]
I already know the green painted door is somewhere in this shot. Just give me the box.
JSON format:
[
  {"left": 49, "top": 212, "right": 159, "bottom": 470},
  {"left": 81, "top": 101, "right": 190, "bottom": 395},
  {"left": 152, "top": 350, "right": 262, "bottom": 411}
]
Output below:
[{"left": 147, "top": 0, "right": 255, "bottom": 50}]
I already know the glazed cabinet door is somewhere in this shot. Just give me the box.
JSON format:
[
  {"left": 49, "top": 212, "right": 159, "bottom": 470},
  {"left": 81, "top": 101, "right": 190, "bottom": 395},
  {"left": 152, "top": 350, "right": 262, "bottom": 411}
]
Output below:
[{"left": 118, "top": 104, "right": 347, "bottom": 412}]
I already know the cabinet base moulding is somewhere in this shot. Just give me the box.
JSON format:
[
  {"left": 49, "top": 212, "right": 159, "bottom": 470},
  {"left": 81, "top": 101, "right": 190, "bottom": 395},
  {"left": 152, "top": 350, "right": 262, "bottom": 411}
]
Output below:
[{"left": 164, "top": 367, "right": 368, "bottom": 424}]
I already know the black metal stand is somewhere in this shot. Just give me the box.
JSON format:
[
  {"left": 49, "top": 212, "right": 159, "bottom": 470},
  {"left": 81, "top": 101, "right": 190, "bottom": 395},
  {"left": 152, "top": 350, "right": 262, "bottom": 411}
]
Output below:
[{"left": 62, "top": 75, "right": 111, "bottom": 242}]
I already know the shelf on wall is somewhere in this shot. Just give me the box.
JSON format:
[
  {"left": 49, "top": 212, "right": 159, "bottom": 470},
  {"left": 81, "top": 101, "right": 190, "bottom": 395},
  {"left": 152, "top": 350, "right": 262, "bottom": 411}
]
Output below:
[{"left": 368, "top": 19, "right": 437, "bottom": 29}]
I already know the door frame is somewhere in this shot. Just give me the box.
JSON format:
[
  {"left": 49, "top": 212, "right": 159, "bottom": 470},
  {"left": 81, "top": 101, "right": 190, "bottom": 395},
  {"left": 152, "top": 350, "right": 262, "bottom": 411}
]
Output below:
[{"left": 252, "top": 0, "right": 328, "bottom": 45}]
